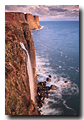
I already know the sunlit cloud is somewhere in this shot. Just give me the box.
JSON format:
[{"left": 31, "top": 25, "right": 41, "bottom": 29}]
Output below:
[{"left": 5, "top": 5, "right": 79, "bottom": 21}]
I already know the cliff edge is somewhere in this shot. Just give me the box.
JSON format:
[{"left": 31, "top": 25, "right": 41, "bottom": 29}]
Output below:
[
  {"left": 25, "top": 13, "right": 41, "bottom": 30},
  {"left": 5, "top": 12, "right": 41, "bottom": 30},
  {"left": 5, "top": 12, "right": 40, "bottom": 115}
]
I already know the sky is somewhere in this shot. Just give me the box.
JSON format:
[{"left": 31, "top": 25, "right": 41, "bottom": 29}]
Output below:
[{"left": 5, "top": 5, "right": 79, "bottom": 21}]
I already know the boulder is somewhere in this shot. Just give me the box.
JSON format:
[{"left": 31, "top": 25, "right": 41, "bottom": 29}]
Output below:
[
  {"left": 50, "top": 85, "right": 58, "bottom": 90},
  {"left": 64, "top": 80, "right": 71, "bottom": 83},
  {"left": 46, "top": 77, "right": 51, "bottom": 82},
  {"left": 38, "top": 82, "right": 46, "bottom": 86},
  {"left": 48, "top": 75, "right": 52, "bottom": 78}
]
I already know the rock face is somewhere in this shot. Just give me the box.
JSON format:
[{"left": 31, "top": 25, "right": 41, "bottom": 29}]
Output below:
[
  {"left": 37, "top": 82, "right": 50, "bottom": 108},
  {"left": 25, "top": 13, "right": 41, "bottom": 29},
  {"left": 5, "top": 12, "right": 40, "bottom": 115},
  {"left": 5, "top": 12, "right": 41, "bottom": 30},
  {"left": 5, "top": 12, "right": 25, "bottom": 22}
]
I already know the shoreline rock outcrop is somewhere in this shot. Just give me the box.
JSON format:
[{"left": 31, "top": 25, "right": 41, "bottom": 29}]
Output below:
[{"left": 36, "top": 82, "right": 58, "bottom": 108}]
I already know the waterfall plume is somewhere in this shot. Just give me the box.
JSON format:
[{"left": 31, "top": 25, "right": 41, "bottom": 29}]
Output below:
[{"left": 20, "top": 42, "right": 35, "bottom": 103}]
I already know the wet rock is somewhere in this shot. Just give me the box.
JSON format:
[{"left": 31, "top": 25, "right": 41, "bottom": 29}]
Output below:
[
  {"left": 48, "top": 75, "right": 52, "bottom": 78},
  {"left": 38, "top": 82, "right": 46, "bottom": 86},
  {"left": 50, "top": 85, "right": 58, "bottom": 90},
  {"left": 38, "top": 92, "right": 40, "bottom": 96},
  {"left": 45, "top": 86, "right": 51, "bottom": 90},
  {"left": 46, "top": 77, "right": 51, "bottom": 82},
  {"left": 37, "top": 80, "right": 58, "bottom": 109},
  {"left": 64, "top": 80, "right": 71, "bottom": 83},
  {"left": 37, "top": 81, "right": 50, "bottom": 108}
]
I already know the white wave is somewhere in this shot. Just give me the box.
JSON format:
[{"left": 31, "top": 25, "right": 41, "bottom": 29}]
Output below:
[
  {"left": 65, "top": 56, "right": 67, "bottom": 58},
  {"left": 76, "top": 69, "right": 79, "bottom": 72},
  {"left": 59, "top": 66, "right": 62, "bottom": 68},
  {"left": 63, "top": 100, "right": 76, "bottom": 115},
  {"left": 70, "top": 66, "right": 74, "bottom": 69},
  {"left": 35, "top": 26, "right": 44, "bottom": 31},
  {"left": 60, "top": 52, "right": 63, "bottom": 56},
  {"left": 39, "top": 98, "right": 62, "bottom": 115},
  {"left": 40, "top": 26, "right": 44, "bottom": 29},
  {"left": 62, "top": 82, "right": 79, "bottom": 95},
  {"left": 58, "top": 61, "right": 62, "bottom": 63},
  {"left": 63, "top": 62, "right": 65, "bottom": 65},
  {"left": 31, "top": 26, "right": 44, "bottom": 35},
  {"left": 36, "top": 55, "right": 79, "bottom": 115}
]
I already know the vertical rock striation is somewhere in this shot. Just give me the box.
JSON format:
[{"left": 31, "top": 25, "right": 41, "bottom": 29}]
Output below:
[
  {"left": 25, "top": 13, "right": 41, "bottom": 29},
  {"left": 5, "top": 12, "right": 40, "bottom": 115},
  {"left": 5, "top": 12, "right": 41, "bottom": 30}
]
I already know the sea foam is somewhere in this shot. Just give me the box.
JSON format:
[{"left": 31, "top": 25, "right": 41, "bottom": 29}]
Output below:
[{"left": 36, "top": 55, "right": 79, "bottom": 115}]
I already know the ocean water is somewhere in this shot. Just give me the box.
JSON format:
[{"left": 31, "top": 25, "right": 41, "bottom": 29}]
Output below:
[{"left": 31, "top": 21, "right": 79, "bottom": 115}]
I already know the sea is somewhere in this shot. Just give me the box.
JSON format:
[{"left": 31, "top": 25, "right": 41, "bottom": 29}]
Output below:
[{"left": 31, "top": 21, "right": 79, "bottom": 115}]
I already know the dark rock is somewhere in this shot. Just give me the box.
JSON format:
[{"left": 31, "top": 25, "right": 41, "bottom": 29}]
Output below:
[
  {"left": 64, "top": 81, "right": 68, "bottom": 83},
  {"left": 37, "top": 80, "right": 58, "bottom": 109},
  {"left": 46, "top": 77, "right": 51, "bottom": 82},
  {"left": 48, "top": 75, "right": 52, "bottom": 78},
  {"left": 50, "top": 85, "right": 58, "bottom": 90},
  {"left": 38, "top": 82, "right": 46, "bottom": 86},
  {"left": 37, "top": 81, "right": 51, "bottom": 108},
  {"left": 45, "top": 86, "right": 51, "bottom": 90},
  {"left": 64, "top": 80, "right": 70, "bottom": 83}
]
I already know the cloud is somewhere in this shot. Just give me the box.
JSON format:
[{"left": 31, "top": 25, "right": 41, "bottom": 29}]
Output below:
[
  {"left": 49, "top": 8, "right": 68, "bottom": 12},
  {"left": 5, "top": 5, "right": 79, "bottom": 21},
  {"left": 5, "top": 5, "right": 21, "bottom": 12},
  {"left": 48, "top": 6, "right": 68, "bottom": 12},
  {"left": 34, "top": 6, "right": 49, "bottom": 15},
  {"left": 16, "top": 5, "right": 27, "bottom": 8}
]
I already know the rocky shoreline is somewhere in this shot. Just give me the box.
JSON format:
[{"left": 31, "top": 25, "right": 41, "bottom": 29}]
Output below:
[
  {"left": 36, "top": 73, "right": 71, "bottom": 114},
  {"left": 36, "top": 75, "right": 58, "bottom": 110}
]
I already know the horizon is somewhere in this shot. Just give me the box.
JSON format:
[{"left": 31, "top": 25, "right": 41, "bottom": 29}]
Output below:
[
  {"left": 39, "top": 20, "right": 79, "bottom": 21},
  {"left": 5, "top": 5, "right": 79, "bottom": 21}
]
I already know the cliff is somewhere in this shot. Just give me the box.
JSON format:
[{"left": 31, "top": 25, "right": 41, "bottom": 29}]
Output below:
[
  {"left": 5, "top": 12, "right": 41, "bottom": 30},
  {"left": 5, "top": 12, "right": 40, "bottom": 115},
  {"left": 25, "top": 13, "right": 41, "bottom": 30}
]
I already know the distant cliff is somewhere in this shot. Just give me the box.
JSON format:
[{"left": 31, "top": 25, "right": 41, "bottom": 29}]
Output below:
[
  {"left": 5, "top": 12, "right": 41, "bottom": 30},
  {"left": 5, "top": 12, "right": 40, "bottom": 115},
  {"left": 25, "top": 13, "right": 41, "bottom": 29}
]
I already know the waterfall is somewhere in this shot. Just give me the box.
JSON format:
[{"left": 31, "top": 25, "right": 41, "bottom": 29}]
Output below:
[{"left": 20, "top": 42, "right": 35, "bottom": 103}]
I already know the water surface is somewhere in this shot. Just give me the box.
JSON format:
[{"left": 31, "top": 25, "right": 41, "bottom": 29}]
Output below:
[{"left": 32, "top": 21, "right": 79, "bottom": 115}]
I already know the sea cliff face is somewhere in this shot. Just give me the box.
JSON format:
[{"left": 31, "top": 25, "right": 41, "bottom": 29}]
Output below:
[
  {"left": 5, "top": 12, "right": 40, "bottom": 115},
  {"left": 5, "top": 12, "right": 41, "bottom": 30},
  {"left": 25, "top": 13, "right": 41, "bottom": 29}
]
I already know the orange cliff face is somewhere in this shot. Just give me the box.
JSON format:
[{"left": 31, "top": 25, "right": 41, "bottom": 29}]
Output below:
[
  {"left": 5, "top": 12, "right": 41, "bottom": 115},
  {"left": 5, "top": 12, "right": 41, "bottom": 30},
  {"left": 25, "top": 13, "right": 41, "bottom": 30},
  {"left": 5, "top": 12, "right": 25, "bottom": 22},
  {"left": 34, "top": 16, "right": 41, "bottom": 28}
]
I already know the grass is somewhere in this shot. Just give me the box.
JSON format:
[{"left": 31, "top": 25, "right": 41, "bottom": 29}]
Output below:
[{"left": 5, "top": 20, "right": 40, "bottom": 115}]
